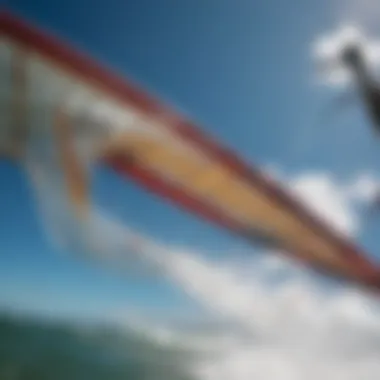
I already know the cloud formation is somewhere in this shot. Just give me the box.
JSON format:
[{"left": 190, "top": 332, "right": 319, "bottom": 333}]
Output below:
[
  {"left": 312, "top": 24, "right": 380, "bottom": 87},
  {"left": 288, "top": 171, "right": 380, "bottom": 235}
]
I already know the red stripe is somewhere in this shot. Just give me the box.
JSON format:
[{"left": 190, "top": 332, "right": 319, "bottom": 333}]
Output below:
[{"left": 2, "top": 10, "right": 380, "bottom": 283}]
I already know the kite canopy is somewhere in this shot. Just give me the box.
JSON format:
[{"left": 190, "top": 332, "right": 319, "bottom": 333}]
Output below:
[{"left": 1, "top": 9, "right": 380, "bottom": 292}]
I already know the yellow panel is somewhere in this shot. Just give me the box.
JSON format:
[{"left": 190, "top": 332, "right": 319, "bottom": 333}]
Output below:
[
  {"left": 107, "top": 116, "right": 328, "bottom": 265},
  {"left": 190, "top": 166, "right": 233, "bottom": 196},
  {"left": 116, "top": 132, "right": 342, "bottom": 266}
]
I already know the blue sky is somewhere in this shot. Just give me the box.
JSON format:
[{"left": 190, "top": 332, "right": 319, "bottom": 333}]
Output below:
[{"left": 2, "top": 0, "right": 380, "bottom": 324}]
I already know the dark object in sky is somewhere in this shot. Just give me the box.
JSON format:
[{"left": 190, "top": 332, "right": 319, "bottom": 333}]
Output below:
[{"left": 340, "top": 43, "right": 380, "bottom": 134}]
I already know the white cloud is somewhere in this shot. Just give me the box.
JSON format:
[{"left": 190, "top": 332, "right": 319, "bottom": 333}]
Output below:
[
  {"left": 188, "top": 281, "right": 380, "bottom": 380},
  {"left": 289, "top": 172, "right": 358, "bottom": 235},
  {"left": 122, "top": 243, "right": 380, "bottom": 380},
  {"left": 345, "top": 171, "right": 380, "bottom": 201},
  {"left": 137, "top": 251, "right": 380, "bottom": 380},
  {"left": 287, "top": 171, "right": 380, "bottom": 236},
  {"left": 312, "top": 24, "right": 380, "bottom": 87}
]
